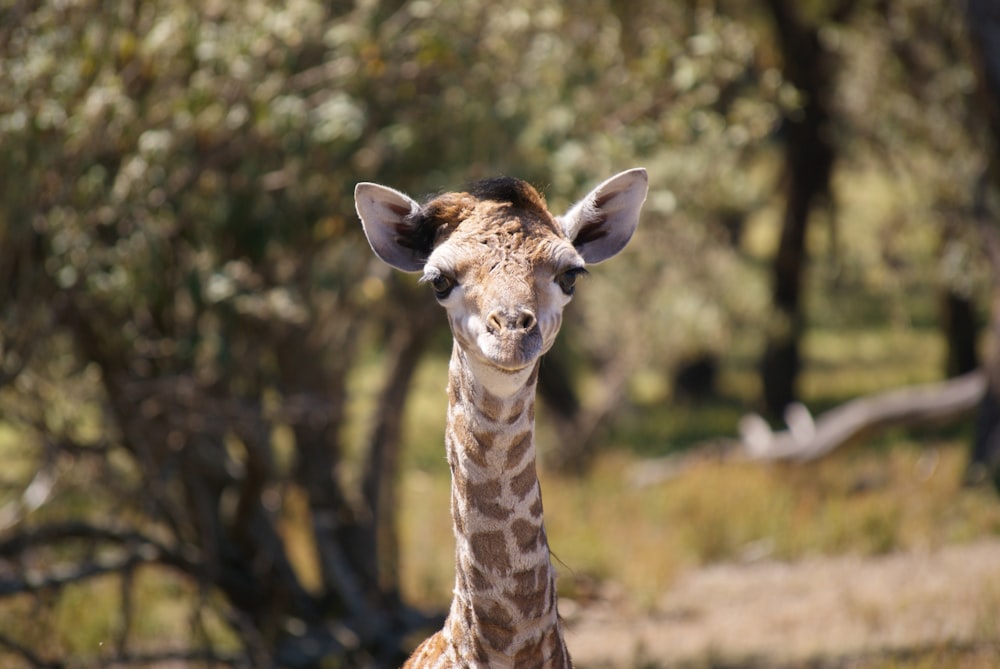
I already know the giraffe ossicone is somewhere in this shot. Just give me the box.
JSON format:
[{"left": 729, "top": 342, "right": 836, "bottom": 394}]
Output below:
[{"left": 355, "top": 169, "right": 647, "bottom": 668}]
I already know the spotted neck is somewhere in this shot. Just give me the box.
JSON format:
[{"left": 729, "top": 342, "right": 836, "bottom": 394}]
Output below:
[{"left": 439, "top": 343, "right": 572, "bottom": 668}]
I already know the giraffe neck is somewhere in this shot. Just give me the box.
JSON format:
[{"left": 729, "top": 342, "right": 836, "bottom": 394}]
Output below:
[{"left": 440, "top": 344, "right": 571, "bottom": 668}]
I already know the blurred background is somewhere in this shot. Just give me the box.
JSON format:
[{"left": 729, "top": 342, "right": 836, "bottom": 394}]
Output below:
[{"left": 2, "top": 0, "right": 1000, "bottom": 667}]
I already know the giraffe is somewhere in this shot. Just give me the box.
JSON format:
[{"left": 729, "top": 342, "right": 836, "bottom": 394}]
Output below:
[{"left": 355, "top": 168, "right": 648, "bottom": 668}]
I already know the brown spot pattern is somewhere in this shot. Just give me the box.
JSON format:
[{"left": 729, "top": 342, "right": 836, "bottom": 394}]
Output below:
[
  {"left": 513, "top": 633, "right": 547, "bottom": 668},
  {"left": 510, "top": 458, "right": 538, "bottom": 500},
  {"left": 477, "top": 389, "right": 504, "bottom": 423},
  {"left": 448, "top": 411, "right": 492, "bottom": 468},
  {"left": 505, "top": 430, "right": 533, "bottom": 468},
  {"left": 507, "top": 397, "right": 527, "bottom": 422},
  {"left": 511, "top": 567, "right": 549, "bottom": 619},
  {"left": 472, "top": 600, "right": 516, "bottom": 652},
  {"left": 451, "top": 508, "right": 464, "bottom": 536},
  {"left": 511, "top": 517, "right": 542, "bottom": 554},
  {"left": 469, "top": 563, "right": 492, "bottom": 591},
  {"left": 529, "top": 495, "right": 544, "bottom": 519},
  {"left": 465, "top": 477, "right": 509, "bottom": 520},
  {"left": 469, "top": 530, "right": 510, "bottom": 571}
]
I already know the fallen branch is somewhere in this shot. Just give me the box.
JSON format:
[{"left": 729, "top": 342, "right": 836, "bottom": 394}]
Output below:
[
  {"left": 740, "top": 369, "right": 986, "bottom": 461},
  {"left": 630, "top": 370, "right": 987, "bottom": 487}
]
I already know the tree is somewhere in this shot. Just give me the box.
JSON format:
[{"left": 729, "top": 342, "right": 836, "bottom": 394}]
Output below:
[
  {"left": 964, "top": 0, "right": 1000, "bottom": 488},
  {"left": 758, "top": 0, "right": 848, "bottom": 417},
  {"left": 0, "top": 2, "right": 441, "bottom": 664},
  {"left": 1, "top": 0, "right": 766, "bottom": 664}
]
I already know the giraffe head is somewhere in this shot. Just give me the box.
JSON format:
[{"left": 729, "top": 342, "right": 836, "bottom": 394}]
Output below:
[{"left": 355, "top": 169, "right": 647, "bottom": 395}]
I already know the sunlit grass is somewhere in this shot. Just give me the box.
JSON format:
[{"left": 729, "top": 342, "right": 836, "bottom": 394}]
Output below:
[{"left": 398, "top": 429, "right": 1000, "bottom": 611}]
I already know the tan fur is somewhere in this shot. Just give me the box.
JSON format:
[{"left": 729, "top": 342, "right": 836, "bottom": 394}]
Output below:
[
  {"left": 357, "top": 171, "right": 647, "bottom": 668},
  {"left": 401, "top": 183, "right": 575, "bottom": 668}
]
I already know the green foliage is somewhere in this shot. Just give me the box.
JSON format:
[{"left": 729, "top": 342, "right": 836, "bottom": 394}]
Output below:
[{"left": 0, "top": 0, "right": 994, "bottom": 666}]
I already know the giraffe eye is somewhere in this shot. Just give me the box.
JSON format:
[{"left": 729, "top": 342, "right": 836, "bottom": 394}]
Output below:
[
  {"left": 429, "top": 273, "right": 456, "bottom": 299},
  {"left": 555, "top": 267, "right": 588, "bottom": 296}
]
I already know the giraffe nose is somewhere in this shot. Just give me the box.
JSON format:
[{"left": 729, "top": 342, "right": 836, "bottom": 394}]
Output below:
[{"left": 486, "top": 307, "right": 537, "bottom": 333}]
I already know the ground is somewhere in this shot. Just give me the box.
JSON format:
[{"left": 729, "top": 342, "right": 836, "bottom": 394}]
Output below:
[{"left": 563, "top": 537, "right": 1000, "bottom": 668}]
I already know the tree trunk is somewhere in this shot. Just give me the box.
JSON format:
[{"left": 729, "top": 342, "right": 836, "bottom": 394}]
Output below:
[
  {"left": 942, "top": 290, "right": 979, "bottom": 378},
  {"left": 760, "top": 0, "right": 836, "bottom": 417},
  {"left": 965, "top": 0, "right": 1000, "bottom": 489},
  {"left": 360, "top": 306, "right": 433, "bottom": 611}
]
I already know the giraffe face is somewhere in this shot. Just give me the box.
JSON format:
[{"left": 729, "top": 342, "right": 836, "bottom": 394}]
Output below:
[
  {"left": 356, "top": 169, "right": 648, "bottom": 389},
  {"left": 419, "top": 192, "right": 584, "bottom": 375}
]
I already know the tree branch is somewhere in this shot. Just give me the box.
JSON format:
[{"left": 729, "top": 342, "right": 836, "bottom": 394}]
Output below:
[
  {"left": 630, "top": 370, "right": 986, "bottom": 486},
  {"left": 0, "top": 521, "right": 170, "bottom": 557},
  {"left": 0, "top": 550, "right": 156, "bottom": 597},
  {"left": 740, "top": 369, "right": 987, "bottom": 461}
]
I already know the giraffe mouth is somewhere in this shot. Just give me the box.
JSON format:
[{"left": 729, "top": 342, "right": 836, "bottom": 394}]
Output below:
[
  {"left": 492, "top": 360, "right": 533, "bottom": 373},
  {"left": 476, "top": 329, "right": 543, "bottom": 371}
]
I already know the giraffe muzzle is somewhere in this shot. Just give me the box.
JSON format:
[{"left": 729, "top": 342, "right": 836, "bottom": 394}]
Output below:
[
  {"left": 476, "top": 319, "right": 543, "bottom": 371},
  {"left": 485, "top": 307, "right": 537, "bottom": 335}
]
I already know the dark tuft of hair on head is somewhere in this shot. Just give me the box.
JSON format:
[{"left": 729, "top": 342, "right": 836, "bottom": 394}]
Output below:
[{"left": 468, "top": 177, "right": 546, "bottom": 212}]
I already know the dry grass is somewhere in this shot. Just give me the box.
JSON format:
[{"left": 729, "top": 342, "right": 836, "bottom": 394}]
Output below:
[{"left": 398, "top": 441, "right": 1000, "bottom": 605}]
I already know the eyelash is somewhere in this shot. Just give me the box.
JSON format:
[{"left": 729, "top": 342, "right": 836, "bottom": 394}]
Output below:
[
  {"left": 556, "top": 267, "right": 588, "bottom": 296},
  {"left": 422, "top": 270, "right": 457, "bottom": 299}
]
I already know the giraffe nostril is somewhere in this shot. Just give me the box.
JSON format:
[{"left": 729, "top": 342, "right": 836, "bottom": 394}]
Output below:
[{"left": 487, "top": 308, "right": 536, "bottom": 332}]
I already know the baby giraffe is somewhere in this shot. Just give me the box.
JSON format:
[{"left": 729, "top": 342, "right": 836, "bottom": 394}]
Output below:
[{"left": 355, "top": 168, "right": 647, "bottom": 668}]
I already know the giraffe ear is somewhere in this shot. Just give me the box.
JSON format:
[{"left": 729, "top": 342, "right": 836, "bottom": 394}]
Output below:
[
  {"left": 355, "top": 182, "right": 427, "bottom": 272},
  {"left": 558, "top": 168, "right": 648, "bottom": 264}
]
